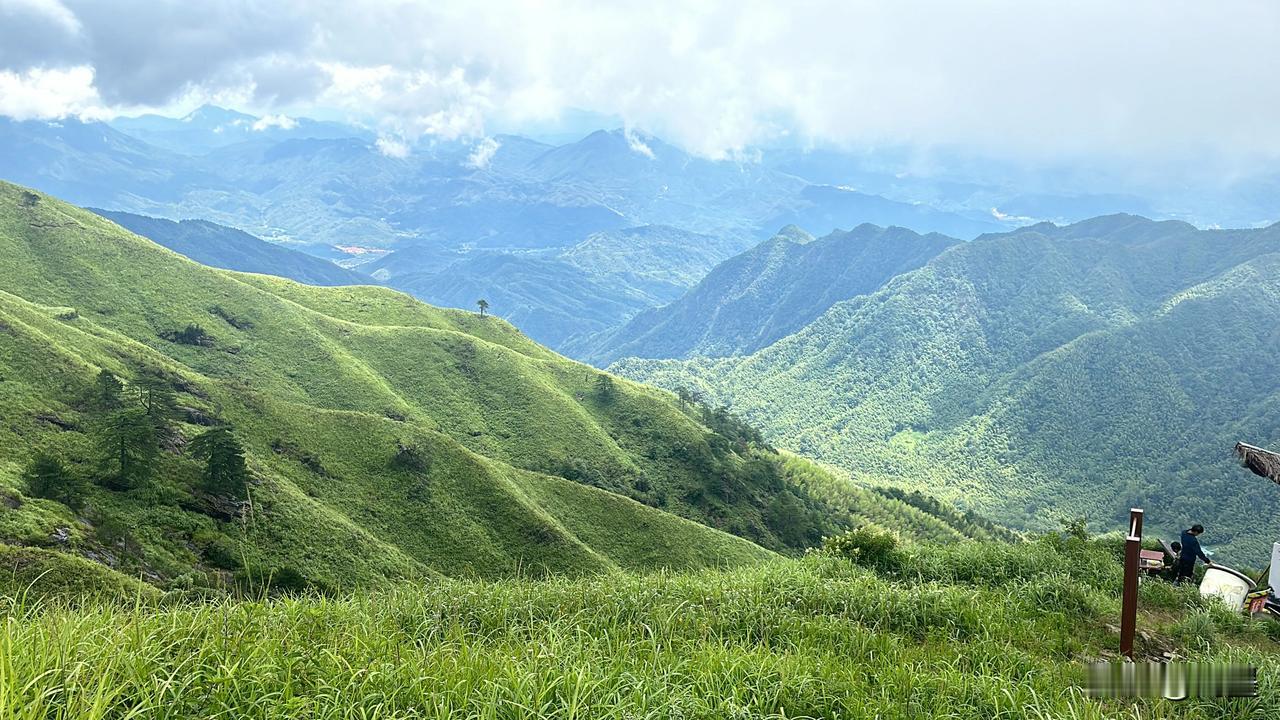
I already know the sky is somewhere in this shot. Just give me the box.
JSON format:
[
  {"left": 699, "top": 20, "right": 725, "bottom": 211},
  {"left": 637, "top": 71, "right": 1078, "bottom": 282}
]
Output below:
[{"left": 2, "top": 0, "right": 1279, "bottom": 174}]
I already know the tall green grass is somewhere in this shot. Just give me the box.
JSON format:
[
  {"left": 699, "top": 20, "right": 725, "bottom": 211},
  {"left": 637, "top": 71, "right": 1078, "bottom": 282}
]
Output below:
[{"left": 3, "top": 539, "right": 1276, "bottom": 719}]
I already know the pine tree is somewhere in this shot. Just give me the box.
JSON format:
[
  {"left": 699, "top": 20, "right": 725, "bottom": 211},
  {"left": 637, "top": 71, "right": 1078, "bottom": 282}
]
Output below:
[
  {"left": 22, "top": 452, "right": 88, "bottom": 509},
  {"left": 133, "top": 372, "right": 178, "bottom": 422},
  {"left": 95, "top": 406, "right": 161, "bottom": 490},
  {"left": 189, "top": 426, "right": 249, "bottom": 499},
  {"left": 89, "top": 369, "right": 123, "bottom": 412},
  {"left": 133, "top": 371, "right": 179, "bottom": 447},
  {"left": 476, "top": 298, "right": 490, "bottom": 317}
]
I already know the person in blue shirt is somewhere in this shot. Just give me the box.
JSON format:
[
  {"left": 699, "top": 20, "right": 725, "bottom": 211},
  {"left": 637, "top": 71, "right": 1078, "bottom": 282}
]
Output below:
[{"left": 1174, "top": 524, "right": 1212, "bottom": 583}]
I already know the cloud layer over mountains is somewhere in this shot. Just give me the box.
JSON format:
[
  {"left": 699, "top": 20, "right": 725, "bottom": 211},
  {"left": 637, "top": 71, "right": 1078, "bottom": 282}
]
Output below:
[{"left": 2, "top": 0, "right": 1278, "bottom": 174}]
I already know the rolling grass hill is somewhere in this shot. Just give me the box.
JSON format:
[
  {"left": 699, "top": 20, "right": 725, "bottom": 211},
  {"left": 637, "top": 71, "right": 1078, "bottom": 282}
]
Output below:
[
  {"left": 575, "top": 224, "right": 956, "bottom": 364},
  {"left": 614, "top": 215, "right": 1280, "bottom": 562},
  {"left": 90, "top": 209, "right": 370, "bottom": 286},
  {"left": 0, "top": 181, "right": 996, "bottom": 592}
]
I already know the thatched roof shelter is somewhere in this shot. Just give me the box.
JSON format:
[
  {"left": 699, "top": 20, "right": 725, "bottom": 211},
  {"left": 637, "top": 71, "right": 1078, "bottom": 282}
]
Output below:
[{"left": 1235, "top": 442, "right": 1280, "bottom": 486}]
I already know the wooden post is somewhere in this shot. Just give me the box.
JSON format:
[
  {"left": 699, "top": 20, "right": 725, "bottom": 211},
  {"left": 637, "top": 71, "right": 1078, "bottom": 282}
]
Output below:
[{"left": 1120, "top": 507, "right": 1144, "bottom": 659}]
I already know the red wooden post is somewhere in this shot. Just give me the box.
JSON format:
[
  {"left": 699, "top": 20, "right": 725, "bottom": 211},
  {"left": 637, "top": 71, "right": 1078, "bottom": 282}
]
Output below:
[{"left": 1120, "top": 507, "right": 1144, "bottom": 659}]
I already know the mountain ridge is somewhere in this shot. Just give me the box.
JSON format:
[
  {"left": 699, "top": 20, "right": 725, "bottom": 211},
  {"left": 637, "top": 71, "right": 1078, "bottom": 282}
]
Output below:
[
  {"left": 90, "top": 209, "right": 371, "bottom": 286},
  {"left": 575, "top": 223, "right": 958, "bottom": 364},
  {"left": 611, "top": 216, "right": 1280, "bottom": 561}
]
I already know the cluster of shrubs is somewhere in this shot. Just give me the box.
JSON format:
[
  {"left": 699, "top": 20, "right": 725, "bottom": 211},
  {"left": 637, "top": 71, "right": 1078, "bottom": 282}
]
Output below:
[{"left": 161, "top": 323, "right": 214, "bottom": 347}]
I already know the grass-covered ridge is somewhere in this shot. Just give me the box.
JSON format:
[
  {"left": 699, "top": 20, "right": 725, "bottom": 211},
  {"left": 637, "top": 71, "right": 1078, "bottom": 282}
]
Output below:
[
  {"left": 0, "top": 181, "right": 992, "bottom": 591},
  {"left": 3, "top": 537, "right": 1276, "bottom": 719}
]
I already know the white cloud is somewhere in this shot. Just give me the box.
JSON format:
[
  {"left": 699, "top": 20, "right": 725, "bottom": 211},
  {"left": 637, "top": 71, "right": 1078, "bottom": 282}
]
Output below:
[
  {"left": 374, "top": 136, "right": 409, "bottom": 158},
  {"left": 2, "top": 1, "right": 1279, "bottom": 176},
  {"left": 466, "top": 136, "right": 501, "bottom": 169},
  {"left": 3, "top": 0, "right": 81, "bottom": 33},
  {"left": 252, "top": 113, "right": 298, "bottom": 131},
  {"left": 624, "top": 128, "right": 655, "bottom": 159},
  {"left": 0, "top": 64, "right": 103, "bottom": 120}
]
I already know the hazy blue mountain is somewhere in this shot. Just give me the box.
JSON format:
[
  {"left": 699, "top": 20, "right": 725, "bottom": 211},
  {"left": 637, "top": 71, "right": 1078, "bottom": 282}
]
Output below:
[
  {"left": 612, "top": 215, "right": 1280, "bottom": 559},
  {"left": 761, "top": 145, "right": 1280, "bottom": 230},
  {"left": 365, "top": 225, "right": 746, "bottom": 350},
  {"left": 762, "top": 184, "right": 998, "bottom": 239},
  {"left": 575, "top": 224, "right": 956, "bottom": 365},
  {"left": 111, "top": 105, "right": 373, "bottom": 155},
  {"left": 523, "top": 130, "right": 1002, "bottom": 241},
  {"left": 91, "top": 209, "right": 370, "bottom": 286},
  {"left": 0, "top": 117, "right": 214, "bottom": 207},
  {"left": 557, "top": 225, "right": 744, "bottom": 300},
  {"left": 3, "top": 115, "right": 1006, "bottom": 261}
]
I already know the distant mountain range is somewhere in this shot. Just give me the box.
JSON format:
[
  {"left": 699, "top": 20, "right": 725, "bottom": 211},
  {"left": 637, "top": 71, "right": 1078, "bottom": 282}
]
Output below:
[
  {"left": 1, "top": 108, "right": 1005, "bottom": 258},
  {"left": 367, "top": 225, "right": 741, "bottom": 349},
  {"left": 612, "top": 214, "right": 1280, "bottom": 561},
  {"left": 0, "top": 107, "right": 1024, "bottom": 351},
  {"left": 20, "top": 104, "right": 1280, "bottom": 361},
  {"left": 91, "top": 209, "right": 370, "bottom": 286},
  {"left": 573, "top": 224, "right": 957, "bottom": 364},
  {"left": 109, "top": 105, "right": 374, "bottom": 155}
]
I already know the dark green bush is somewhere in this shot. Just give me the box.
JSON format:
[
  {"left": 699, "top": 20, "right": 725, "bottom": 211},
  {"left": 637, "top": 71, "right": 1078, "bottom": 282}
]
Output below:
[
  {"left": 22, "top": 452, "right": 89, "bottom": 510},
  {"left": 821, "top": 526, "right": 901, "bottom": 570},
  {"left": 192, "top": 529, "right": 241, "bottom": 570}
]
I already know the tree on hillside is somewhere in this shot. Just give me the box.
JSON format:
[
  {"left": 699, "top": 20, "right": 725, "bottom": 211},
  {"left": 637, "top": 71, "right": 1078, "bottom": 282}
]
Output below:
[
  {"left": 134, "top": 372, "right": 178, "bottom": 420},
  {"left": 95, "top": 406, "right": 161, "bottom": 490},
  {"left": 675, "top": 386, "right": 703, "bottom": 408},
  {"left": 89, "top": 369, "right": 124, "bottom": 412},
  {"left": 476, "top": 298, "right": 490, "bottom": 317},
  {"left": 22, "top": 452, "right": 89, "bottom": 509},
  {"left": 189, "top": 426, "right": 249, "bottom": 499},
  {"left": 133, "top": 371, "right": 180, "bottom": 446},
  {"left": 594, "top": 374, "right": 617, "bottom": 403}
]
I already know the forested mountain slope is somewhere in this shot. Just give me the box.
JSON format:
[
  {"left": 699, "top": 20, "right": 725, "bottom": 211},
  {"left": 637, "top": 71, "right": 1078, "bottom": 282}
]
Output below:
[
  {"left": 576, "top": 224, "right": 956, "bottom": 365},
  {"left": 614, "top": 215, "right": 1280, "bottom": 561},
  {"left": 91, "top": 209, "right": 370, "bottom": 286},
  {"left": 0, "top": 182, "right": 995, "bottom": 592}
]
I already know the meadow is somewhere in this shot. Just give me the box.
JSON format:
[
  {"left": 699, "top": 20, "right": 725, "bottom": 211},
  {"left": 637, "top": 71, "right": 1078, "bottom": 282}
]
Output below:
[{"left": 3, "top": 535, "right": 1277, "bottom": 719}]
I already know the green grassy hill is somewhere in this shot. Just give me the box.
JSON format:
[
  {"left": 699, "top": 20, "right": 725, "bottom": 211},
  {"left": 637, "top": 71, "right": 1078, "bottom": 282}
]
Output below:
[
  {"left": 614, "top": 216, "right": 1280, "bottom": 562},
  {"left": 6, "top": 536, "right": 1277, "bottom": 719},
  {"left": 575, "top": 224, "right": 956, "bottom": 365},
  {"left": 0, "top": 181, "right": 995, "bottom": 592}
]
